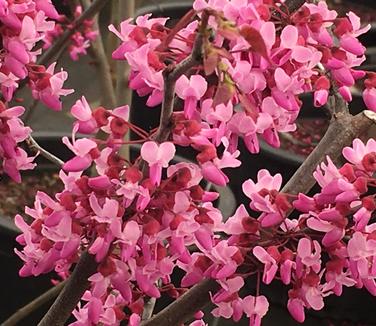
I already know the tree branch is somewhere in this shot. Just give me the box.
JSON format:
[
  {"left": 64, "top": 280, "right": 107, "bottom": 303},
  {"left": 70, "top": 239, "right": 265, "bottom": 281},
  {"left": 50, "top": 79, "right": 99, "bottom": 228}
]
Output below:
[
  {"left": 115, "top": 0, "right": 135, "bottom": 107},
  {"left": 142, "top": 297, "right": 157, "bottom": 321},
  {"left": 141, "top": 279, "right": 220, "bottom": 326},
  {"left": 284, "top": 0, "right": 306, "bottom": 13},
  {"left": 2, "top": 281, "right": 66, "bottom": 326},
  {"left": 37, "top": 251, "right": 97, "bottom": 326},
  {"left": 26, "top": 136, "right": 64, "bottom": 168},
  {"left": 282, "top": 109, "right": 376, "bottom": 194},
  {"left": 116, "top": 0, "right": 135, "bottom": 161}
]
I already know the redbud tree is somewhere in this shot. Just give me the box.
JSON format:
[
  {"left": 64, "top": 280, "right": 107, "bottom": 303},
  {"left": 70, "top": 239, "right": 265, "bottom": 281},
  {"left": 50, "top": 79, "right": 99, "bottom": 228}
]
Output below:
[{"left": 1, "top": 0, "right": 376, "bottom": 325}]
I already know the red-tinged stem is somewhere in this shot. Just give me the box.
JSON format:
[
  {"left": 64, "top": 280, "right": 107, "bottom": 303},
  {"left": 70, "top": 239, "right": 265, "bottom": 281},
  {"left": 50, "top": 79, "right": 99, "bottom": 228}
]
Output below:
[{"left": 156, "top": 9, "right": 196, "bottom": 52}]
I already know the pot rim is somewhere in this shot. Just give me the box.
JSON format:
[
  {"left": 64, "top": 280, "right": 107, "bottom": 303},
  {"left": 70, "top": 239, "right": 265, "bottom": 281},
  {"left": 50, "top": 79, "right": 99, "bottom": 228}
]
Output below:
[{"left": 135, "top": 1, "right": 194, "bottom": 17}]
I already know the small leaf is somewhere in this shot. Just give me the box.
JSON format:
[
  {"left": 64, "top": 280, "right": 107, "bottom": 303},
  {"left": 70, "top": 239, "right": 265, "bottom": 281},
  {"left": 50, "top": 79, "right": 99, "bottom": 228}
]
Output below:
[
  {"left": 204, "top": 46, "right": 219, "bottom": 76},
  {"left": 213, "top": 80, "right": 235, "bottom": 107},
  {"left": 240, "top": 25, "right": 269, "bottom": 60},
  {"left": 238, "top": 92, "right": 258, "bottom": 121}
]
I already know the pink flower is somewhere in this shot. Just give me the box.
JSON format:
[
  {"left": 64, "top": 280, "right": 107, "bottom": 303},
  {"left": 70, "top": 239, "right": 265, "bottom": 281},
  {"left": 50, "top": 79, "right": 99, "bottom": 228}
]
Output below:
[
  {"left": 141, "top": 141, "right": 175, "bottom": 185},
  {"left": 62, "top": 130, "right": 97, "bottom": 172},
  {"left": 30, "top": 63, "right": 74, "bottom": 111},
  {"left": 296, "top": 238, "right": 321, "bottom": 275},
  {"left": 228, "top": 111, "right": 257, "bottom": 153},
  {"left": 280, "top": 25, "right": 314, "bottom": 63},
  {"left": 363, "top": 88, "right": 376, "bottom": 111},
  {"left": 200, "top": 137, "right": 240, "bottom": 186},
  {"left": 129, "top": 313, "right": 141, "bottom": 326},
  {"left": 176, "top": 75, "right": 207, "bottom": 119},
  {"left": 208, "top": 240, "right": 242, "bottom": 279},
  {"left": 71, "top": 96, "right": 98, "bottom": 134},
  {"left": 0, "top": 72, "right": 18, "bottom": 101},
  {"left": 348, "top": 232, "right": 376, "bottom": 291},
  {"left": 342, "top": 138, "right": 376, "bottom": 172},
  {"left": 272, "top": 68, "right": 303, "bottom": 111},
  {"left": 253, "top": 246, "right": 278, "bottom": 284},
  {"left": 89, "top": 194, "right": 119, "bottom": 224},
  {"left": 242, "top": 295, "right": 269, "bottom": 326},
  {"left": 287, "top": 298, "right": 305, "bottom": 323},
  {"left": 242, "top": 169, "right": 287, "bottom": 227},
  {"left": 306, "top": 210, "right": 346, "bottom": 247}
]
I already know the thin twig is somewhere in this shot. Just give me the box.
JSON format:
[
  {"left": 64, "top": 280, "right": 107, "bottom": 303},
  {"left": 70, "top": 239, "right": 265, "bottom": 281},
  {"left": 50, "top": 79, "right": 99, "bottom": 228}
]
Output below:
[
  {"left": 284, "top": 0, "right": 306, "bottom": 13},
  {"left": 115, "top": 0, "right": 134, "bottom": 107},
  {"left": 26, "top": 136, "right": 64, "bottom": 168},
  {"left": 2, "top": 281, "right": 66, "bottom": 326}
]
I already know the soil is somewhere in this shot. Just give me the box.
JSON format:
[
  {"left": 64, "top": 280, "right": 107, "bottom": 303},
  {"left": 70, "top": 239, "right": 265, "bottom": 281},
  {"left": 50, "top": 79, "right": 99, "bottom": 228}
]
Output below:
[
  {"left": 279, "top": 118, "right": 330, "bottom": 157},
  {"left": 0, "top": 172, "right": 63, "bottom": 220}
]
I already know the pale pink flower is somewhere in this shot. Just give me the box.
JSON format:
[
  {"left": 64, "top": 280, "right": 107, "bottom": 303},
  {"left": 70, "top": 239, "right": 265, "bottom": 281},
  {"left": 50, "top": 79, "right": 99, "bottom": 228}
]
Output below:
[
  {"left": 253, "top": 246, "right": 278, "bottom": 284},
  {"left": 141, "top": 141, "right": 175, "bottom": 185},
  {"left": 242, "top": 295, "right": 269, "bottom": 326},
  {"left": 242, "top": 169, "right": 286, "bottom": 227},
  {"left": 71, "top": 96, "right": 98, "bottom": 134},
  {"left": 176, "top": 75, "right": 207, "bottom": 119},
  {"left": 31, "top": 63, "right": 74, "bottom": 111},
  {"left": 296, "top": 238, "right": 321, "bottom": 274},
  {"left": 342, "top": 138, "right": 376, "bottom": 171},
  {"left": 280, "top": 25, "right": 314, "bottom": 63}
]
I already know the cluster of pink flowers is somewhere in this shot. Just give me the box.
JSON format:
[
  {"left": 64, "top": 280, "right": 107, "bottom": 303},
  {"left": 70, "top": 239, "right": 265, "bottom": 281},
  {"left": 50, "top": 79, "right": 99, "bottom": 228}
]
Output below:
[
  {"left": 15, "top": 99, "right": 228, "bottom": 324},
  {"left": 0, "top": 101, "right": 35, "bottom": 182},
  {"left": 190, "top": 138, "right": 376, "bottom": 325},
  {"left": 0, "top": 0, "right": 72, "bottom": 107},
  {"left": 12, "top": 0, "right": 376, "bottom": 326},
  {"left": 15, "top": 110, "right": 376, "bottom": 325},
  {"left": 0, "top": 0, "right": 77, "bottom": 181},
  {"left": 0, "top": 0, "right": 58, "bottom": 89},
  {"left": 43, "top": 5, "right": 98, "bottom": 61},
  {"left": 109, "top": 0, "right": 375, "bottom": 188}
]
